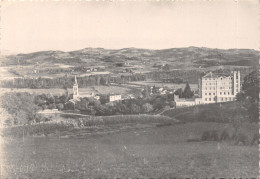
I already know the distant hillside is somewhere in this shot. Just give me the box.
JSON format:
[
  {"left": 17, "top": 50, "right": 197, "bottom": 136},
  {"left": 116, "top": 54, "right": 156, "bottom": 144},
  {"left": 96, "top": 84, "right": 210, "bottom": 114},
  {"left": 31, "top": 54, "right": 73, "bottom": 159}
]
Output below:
[{"left": 2, "top": 47, "right": 258, "bottom": 68}]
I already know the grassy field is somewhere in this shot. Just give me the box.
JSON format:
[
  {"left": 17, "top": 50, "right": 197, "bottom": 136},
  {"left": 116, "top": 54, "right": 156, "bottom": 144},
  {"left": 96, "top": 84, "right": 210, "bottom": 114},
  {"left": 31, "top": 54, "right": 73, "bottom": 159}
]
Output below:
[
  {"left": 162, "top": 101, "right": 248, "bottom": 123},
  {"left": 128, "top": 81, "right": 198, "bottom": 91},
  {"left": 0, "top": 85, "right": 132, "bottom": 96},
  {"left": 0, "top": 88, "right": 67, "bottom": 96},
  {"left": 0, "top": 121, "right": 258, "bottom": 178}
]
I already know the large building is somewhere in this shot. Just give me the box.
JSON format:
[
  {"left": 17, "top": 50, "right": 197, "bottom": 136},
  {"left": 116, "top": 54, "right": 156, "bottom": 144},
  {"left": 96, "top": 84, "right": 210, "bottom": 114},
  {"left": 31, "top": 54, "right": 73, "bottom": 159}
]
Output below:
[
  {"left": 174, "top": 71, "right": 241, "bottom": 107},
  {"left": 199, "top": 70, "right": 240, "bottom": 103}
]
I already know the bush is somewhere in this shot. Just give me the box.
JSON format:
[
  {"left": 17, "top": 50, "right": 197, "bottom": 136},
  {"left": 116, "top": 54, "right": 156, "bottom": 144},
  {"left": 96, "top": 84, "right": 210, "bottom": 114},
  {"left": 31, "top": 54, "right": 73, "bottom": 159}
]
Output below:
[
  {"left": 233, "top": 132, "right": 249, "bottom": 145},
  {"left": 250, "top": 133, "right": 259, "bottom": 145},
  {"left": 201, "top": 131, "right": 211, "bottom": 141},
  {"left": 201, "top": 130, "right": 219, "bottom": 141},
  {"left": 220, "top": 130, "right": 231, "bottom": 141}
]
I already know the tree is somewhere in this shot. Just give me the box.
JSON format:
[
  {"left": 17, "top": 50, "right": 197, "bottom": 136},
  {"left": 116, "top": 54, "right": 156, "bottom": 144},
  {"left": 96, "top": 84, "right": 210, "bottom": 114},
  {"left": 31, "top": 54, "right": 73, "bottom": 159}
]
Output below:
[
  {"left": 242, "top": 70, "right": 258, "bottom": 102},
  {"left": 142, "top": 86, "right": 150, "bottom": 98},
  {"left": 1, "top": 92, "right": 40, "bottom": 125},
  {"left": 174, "top": 88, "right": 183, "bottom": 98},
  {"left": 183, "top": 83, "right": 194, "bottom": 98},
  {"left": 142, "top": 103, "right": 154, "bottom": 113},
  {"left": 237, "top": 70, "right": 258, "bottom": 122}
]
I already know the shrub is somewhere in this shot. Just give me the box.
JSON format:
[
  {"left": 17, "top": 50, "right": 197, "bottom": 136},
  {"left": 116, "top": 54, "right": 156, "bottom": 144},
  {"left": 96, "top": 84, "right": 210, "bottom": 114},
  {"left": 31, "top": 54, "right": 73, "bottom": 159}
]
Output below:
[
  {"left": 220, "top": 130, "right": 231, "bottom": 141},
  {"left": 201, "top": 130, "right": 219, "bottom": 141},
  {"left": 201, "top": 131, "right": 211, "bottom": 141},
  {"left": 210, "top": 130, "right": 219, "bottom": 141},
  {"left": 233, "top": 132, "right": 249, "bottom": 145},
  {"left": 250, "top": 133, "right": 259, "bottom": 145}
]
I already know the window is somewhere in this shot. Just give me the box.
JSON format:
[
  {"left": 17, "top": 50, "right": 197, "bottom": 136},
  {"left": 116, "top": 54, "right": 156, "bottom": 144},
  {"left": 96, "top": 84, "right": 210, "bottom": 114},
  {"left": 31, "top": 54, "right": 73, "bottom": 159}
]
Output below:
[
  {"left": 205, "top": 98, "right": 207, "bottom": 101},
  {"left": 225, "top": 98, "right": 227, "bottom": 101},
  {"left": 209, "top": 93, "right": 211, "bottom": 95},
  {"left": 221, "top": 98, "right": 223, "bottom": 101},
  {"left": 209, "top": 98, "right": 211, "bottom": 101},
  {"left": 224, "top": 92, "right": 226, "bottom": 95},
  {"left": 228, "top": 92, "right": 230, "bottom": 95},
  {"left": 210, "top": 88, "right": 211, "bottom": 90},
  {"left": 205, "top": 93, "right": 207, "bottom": 95},
  {"left": 213, "top": 93, "right": 215, "bottom": 95},
  {"left": 220, "top": 92, "right": 222, "bottom": 95}
]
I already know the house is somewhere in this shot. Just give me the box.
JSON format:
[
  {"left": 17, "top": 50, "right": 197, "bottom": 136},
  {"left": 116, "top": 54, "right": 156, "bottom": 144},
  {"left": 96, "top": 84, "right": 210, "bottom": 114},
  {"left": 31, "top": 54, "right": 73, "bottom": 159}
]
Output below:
[
  {"left": 174, "top": 94, "right": 203, "bottom": 107},
  {"left": 109, "top": 94, "right": 122, "bottom": 102}
]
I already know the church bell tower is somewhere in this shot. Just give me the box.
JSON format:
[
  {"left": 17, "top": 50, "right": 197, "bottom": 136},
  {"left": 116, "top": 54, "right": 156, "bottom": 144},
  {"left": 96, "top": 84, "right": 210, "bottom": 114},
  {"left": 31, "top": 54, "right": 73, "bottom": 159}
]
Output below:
[{"left": 73, "top": 75, "right": 79, "bottom": 99}]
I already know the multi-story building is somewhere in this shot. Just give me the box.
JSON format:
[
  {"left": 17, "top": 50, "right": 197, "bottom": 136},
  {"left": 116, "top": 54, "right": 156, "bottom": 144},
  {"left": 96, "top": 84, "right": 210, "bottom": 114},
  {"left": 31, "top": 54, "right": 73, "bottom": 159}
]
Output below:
[
  {"left": 174, "top": 71, "right": 240, "bottom": 107},
  {"left": 199, "top": 71, "right": 240, "bottom": 103}
]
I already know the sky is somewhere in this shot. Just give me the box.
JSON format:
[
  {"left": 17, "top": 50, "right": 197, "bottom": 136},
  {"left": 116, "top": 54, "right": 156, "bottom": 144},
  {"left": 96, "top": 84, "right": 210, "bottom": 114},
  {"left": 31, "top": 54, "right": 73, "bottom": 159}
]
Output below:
[{"left": 1, "top": 0, "right": 259, "bottom": 53}]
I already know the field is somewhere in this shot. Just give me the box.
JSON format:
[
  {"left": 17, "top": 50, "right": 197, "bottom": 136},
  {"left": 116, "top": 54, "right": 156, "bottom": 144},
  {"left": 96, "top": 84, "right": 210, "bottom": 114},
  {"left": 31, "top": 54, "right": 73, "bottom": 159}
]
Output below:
[
  {"left": 0, "top": 85, "right": 132, "bottom": 96},
  {"left": 0, "top": 88, "right": 67, "bottom": 96},
  {"left": 128, "top": 81, "right": 198, "bottom": 91},
  {"left": 0, "top": 121, "right": 258, "bottom": 178}
]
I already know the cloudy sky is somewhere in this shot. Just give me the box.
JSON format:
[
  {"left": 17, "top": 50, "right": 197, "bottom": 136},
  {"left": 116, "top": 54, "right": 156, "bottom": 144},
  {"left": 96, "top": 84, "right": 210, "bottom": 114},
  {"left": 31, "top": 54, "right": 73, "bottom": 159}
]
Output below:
[{"left": 1, "top": 0, "right": 258, "bottom": 53}]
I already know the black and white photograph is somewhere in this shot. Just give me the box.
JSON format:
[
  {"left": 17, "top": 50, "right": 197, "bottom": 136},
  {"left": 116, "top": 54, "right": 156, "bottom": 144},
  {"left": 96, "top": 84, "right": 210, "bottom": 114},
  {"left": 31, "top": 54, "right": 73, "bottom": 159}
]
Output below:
[{"left": 0, "top": 0, "right": 259, "bottom": 178}]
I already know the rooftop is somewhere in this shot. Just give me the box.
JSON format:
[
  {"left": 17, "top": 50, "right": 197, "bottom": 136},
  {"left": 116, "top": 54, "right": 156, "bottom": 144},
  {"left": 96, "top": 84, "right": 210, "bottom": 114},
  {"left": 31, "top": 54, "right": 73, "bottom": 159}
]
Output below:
[{"left": 202, "top": 72, "right": 233, "bottom": 79}]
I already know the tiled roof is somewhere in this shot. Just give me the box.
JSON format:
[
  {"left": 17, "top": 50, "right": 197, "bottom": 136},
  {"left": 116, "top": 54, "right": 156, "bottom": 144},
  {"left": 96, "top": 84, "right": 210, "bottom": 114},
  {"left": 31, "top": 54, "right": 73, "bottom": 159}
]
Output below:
[{"left": 202, "top": 72, "right": 232, "bottom": 79}]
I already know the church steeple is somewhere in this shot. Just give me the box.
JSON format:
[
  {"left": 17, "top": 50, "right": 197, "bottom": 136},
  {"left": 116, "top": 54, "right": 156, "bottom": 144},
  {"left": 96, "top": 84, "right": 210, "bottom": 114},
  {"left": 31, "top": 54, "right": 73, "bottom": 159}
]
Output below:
[
  {"left": 74, "top": 75, "right": 78, "bottom": 85},
  {"left": 73, "top": 75, "right": 79, "bottom": 99}
]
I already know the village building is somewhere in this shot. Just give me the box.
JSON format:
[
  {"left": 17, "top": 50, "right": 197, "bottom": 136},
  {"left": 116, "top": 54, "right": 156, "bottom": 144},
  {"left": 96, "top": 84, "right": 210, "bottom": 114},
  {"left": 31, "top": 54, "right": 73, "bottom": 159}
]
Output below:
[
  {"left": 174, "top": 71, "right": 241, "bottom": 107},
  {"left": 109, "top": 94, "right": 122, "bottom": 102}
]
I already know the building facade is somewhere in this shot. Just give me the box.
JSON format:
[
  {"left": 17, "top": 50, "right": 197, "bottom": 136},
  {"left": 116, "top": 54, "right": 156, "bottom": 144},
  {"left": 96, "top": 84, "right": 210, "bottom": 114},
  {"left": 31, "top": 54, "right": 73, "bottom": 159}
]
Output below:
[
  {"left": 109, "top": 94, "right": 122, "bottom": 102},
  {"left": 199, "top": 71, "right": 240, "bottom": 103},
  {"left": 175, "top": 71, "right": 240, "bottom": 107}
]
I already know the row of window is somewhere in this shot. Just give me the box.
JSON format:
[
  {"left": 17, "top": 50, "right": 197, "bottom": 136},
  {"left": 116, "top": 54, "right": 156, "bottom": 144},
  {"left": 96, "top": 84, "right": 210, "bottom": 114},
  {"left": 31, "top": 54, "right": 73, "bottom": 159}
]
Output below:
[
  {"left": 204, "top": 77, "right": 233, "bottom": 80},
  {"left": 205, "top": 97, "right": 233, "bottom": 101},
  {"left": 204, "top": 82, "right": 232, "bottom": 85},
  {"left": 205, "top": 92, "right": 231, "bottom": 95},
  {"left": 204, "top": 87, "right": 231, "bottom": 90}
]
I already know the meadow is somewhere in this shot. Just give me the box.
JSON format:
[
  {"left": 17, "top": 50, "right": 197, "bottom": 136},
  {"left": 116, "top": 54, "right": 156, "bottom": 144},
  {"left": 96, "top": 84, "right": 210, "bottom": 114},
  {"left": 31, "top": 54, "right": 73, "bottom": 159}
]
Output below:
[
  {"left": 0, "top": 121, "right": 258, "bottom": 178},
  {"left": 0, "top": 85, "right": 132, "bottom": 96},
  {"left": 128, "top": 81, "right": 198, "bottom": 91}
]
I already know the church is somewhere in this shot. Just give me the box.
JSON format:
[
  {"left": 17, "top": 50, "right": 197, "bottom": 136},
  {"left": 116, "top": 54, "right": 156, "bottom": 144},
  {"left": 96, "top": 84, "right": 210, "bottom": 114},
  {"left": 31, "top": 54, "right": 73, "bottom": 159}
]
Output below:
[{"left": 70, "top": 75, "right": 98, "bottom": 102}]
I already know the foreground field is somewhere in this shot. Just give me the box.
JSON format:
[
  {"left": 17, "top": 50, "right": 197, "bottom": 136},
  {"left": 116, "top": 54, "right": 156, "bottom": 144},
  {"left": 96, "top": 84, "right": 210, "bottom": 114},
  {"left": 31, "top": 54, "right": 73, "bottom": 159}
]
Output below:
[{"left": 0, "top": 122, "right": 257, "bottom": 178}]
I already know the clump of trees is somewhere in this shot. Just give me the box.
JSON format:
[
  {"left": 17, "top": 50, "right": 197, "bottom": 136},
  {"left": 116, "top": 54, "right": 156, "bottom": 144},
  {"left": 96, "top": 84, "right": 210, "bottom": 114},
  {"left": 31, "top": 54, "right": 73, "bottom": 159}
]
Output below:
[
  {"left": 1, "top": 92, "right": 41, "bottom": 126},
  {"left": 174, "top": 83, "right": 194, "bottom": 98},
  {"left": 65, "top": 93, "right": 175, "bottom": 116},
  {"left": 236, "top": 70, "right": 258, "bottom": 122}
]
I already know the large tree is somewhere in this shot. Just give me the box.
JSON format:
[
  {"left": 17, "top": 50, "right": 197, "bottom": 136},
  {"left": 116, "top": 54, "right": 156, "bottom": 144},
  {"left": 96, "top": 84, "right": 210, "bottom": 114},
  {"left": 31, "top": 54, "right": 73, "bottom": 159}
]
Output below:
[
  {"left": 183, "top": 83, "right": 194, "bottom": 98},
  {"left": 236, "top": 70, "right": 258, "bottom": 122},
  {"left": 1, "top": 92, "right": 40, "bottom": 125}
]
